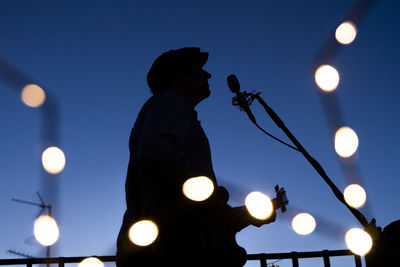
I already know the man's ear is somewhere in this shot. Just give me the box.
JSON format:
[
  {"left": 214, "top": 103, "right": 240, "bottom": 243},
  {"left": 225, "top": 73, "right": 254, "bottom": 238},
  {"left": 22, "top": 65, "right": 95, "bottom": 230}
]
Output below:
[
  {"left": 167, "top": 66, "right": 186, "bottom": 91},
  {"left": 173, "top": 66, "right": 190, "bottom": 79},
  {"left": 171, "top": 66, "right": 192, "bottom": 87}
]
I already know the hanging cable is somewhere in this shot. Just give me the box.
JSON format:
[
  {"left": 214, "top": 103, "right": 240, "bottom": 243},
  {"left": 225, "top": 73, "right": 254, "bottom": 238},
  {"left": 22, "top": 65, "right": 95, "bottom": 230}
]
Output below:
[{"left": 251, "top": 118, "right": 299, "bottom": 152}]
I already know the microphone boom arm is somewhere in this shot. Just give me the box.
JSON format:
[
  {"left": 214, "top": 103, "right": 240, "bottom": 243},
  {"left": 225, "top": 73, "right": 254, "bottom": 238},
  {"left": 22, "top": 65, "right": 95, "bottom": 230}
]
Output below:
[{"left": 248, "top": 91, "right": 373, "bottom": 231}]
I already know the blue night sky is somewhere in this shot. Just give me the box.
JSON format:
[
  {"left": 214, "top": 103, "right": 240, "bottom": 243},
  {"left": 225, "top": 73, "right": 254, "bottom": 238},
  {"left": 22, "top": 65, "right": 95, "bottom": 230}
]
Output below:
[{"left": 1, "top": 1, "right": 399, "bottom": 266}]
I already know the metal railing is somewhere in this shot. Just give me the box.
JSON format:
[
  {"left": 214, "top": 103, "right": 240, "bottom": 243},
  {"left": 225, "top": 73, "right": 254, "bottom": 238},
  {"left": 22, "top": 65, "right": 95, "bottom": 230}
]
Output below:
[
  {"left": 247, "top": 249, "right": 362, "bottom": 267},
  {"left": 0, "top": 249, "right": 362, "bottom": 267},
  {"left": 0, "top": 256, "right": 115, "bottom": 267}
]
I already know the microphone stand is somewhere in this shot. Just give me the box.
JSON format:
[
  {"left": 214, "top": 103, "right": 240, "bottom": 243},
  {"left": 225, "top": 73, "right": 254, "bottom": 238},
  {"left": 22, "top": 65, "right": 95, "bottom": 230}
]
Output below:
[{"left": 242, "top": 91, "right": 380, "bottom": 237}]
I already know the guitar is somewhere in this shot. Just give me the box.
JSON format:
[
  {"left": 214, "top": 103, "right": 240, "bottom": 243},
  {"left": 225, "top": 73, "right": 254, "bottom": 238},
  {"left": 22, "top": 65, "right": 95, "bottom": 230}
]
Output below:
[{"left": 192, "top": 184, "right": 289, "bottom": 267}]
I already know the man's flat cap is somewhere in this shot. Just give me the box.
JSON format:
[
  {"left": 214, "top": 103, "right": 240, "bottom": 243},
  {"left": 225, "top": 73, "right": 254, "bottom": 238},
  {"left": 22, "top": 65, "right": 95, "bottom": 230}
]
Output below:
[{"left": 147, "top": 47, "right": 208, "bottom": 91}]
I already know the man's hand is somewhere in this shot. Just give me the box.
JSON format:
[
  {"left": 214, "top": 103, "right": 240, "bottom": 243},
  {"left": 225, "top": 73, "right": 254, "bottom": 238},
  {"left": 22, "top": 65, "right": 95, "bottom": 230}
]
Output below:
[
  {"left": 250, "top": 208, "right": 276, "bottom": 227},
  {"left": 232, "top": 206, "right": 277, "bottom": 231}
]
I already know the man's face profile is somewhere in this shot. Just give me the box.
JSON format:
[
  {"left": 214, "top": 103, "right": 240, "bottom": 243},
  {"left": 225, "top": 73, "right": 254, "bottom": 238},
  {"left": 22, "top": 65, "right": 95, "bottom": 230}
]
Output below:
[{"left": 174, "top": 64, "right": 212, "bottom": 106}]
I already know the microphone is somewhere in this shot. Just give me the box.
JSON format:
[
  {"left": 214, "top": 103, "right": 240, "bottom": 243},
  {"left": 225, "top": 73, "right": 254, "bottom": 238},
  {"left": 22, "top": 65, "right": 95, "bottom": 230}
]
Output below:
[{"left": 227, "top": 74, "right": 256, "bottom": 123}]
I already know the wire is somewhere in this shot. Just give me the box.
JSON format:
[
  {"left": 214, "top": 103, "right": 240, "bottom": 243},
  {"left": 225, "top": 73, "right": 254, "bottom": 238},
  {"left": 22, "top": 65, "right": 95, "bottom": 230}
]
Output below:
[{"left": 252, "top": 120, "right": 300, "bottom": 152}]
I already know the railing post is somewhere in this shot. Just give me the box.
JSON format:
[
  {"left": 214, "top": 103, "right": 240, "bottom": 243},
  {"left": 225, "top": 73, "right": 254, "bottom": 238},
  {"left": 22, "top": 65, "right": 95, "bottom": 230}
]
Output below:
[
  {"left": 291, "top": 251, "right": 299, "bottom": 267},
  {"left": 322, "top": 250, "right": 331, "bottom": 267},
  {"left": 354, "top": 255, "right": 362, "bottom": 267},
  {"left": 58, "top": 257, "right": 65, "bottom": 267},
  {"left": 260, "top": 257, "right": 267, "bottom": 267}
]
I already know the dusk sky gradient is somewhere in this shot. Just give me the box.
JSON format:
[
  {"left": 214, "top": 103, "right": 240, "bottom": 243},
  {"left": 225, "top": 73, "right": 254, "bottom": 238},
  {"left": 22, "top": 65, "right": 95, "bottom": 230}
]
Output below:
[{"left": 1, "top": 1, "right": 399, "bottom": 267}]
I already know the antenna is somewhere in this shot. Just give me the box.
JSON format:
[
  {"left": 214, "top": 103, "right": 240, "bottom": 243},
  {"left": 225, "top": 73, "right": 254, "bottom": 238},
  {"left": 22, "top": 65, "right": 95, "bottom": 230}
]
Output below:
[
  {"left": 11, "top": 192, "right": 56, "bottom": 265},
  {"left": 7, "top": 249, "right": 34, "bottom": 258},
  {"left": 12, "top": 191, "right": 52, "bottom": 217}
]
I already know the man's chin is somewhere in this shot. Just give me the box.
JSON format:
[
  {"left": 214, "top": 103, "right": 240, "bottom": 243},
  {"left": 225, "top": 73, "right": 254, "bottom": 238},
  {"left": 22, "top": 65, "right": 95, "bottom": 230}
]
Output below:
[
  {"left": 195, "top": 88, "right": 211, "bottom": 105},
  {"left": 204, "top": 88, "right": 211, "bottom": 98}
]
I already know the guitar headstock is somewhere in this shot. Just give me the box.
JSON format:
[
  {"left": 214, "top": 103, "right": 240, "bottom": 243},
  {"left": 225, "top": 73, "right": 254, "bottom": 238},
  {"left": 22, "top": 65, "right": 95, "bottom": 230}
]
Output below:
[{"left": 273, "top": 184, "right": 289, "bottom": 213}]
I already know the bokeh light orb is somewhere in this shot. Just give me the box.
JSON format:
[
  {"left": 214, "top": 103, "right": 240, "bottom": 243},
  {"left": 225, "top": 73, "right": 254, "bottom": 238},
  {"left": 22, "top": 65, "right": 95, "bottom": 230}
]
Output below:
[
  {"left": 42, "top": 146, "right": 66, "bottom": 174},
  {"left": 182, "top": 176, "right": 214, "bottom": 201},
  {"left": 21, "top": 84, "right": 46, "bottom": 108},
  {"left": 292, "top": 213, "right": 316, "bottom": 235},
  {"left": 78, "top": 257, "right": 104, "bottom": 267},
  {"left": 335, "top": 21, "right": 357, "bottom": 45},
  {"left": 128, "top": 220, "right": 159, "bottom": 246},
  {"left": 345, "top": 228, "right": 373, "bottom": 255},
  {"left": 334, "top": 127, "right": 359, "bottom": 158},
  {"left": 344, "top": 184, "right": 366, "bottom": 208},
  {"left": 314, "top": 65, "right": 340, "bottom": 92},
  {"left": 245, "top": 191, "right": 273, "bottom": 220},
  {"left": 34, "top": 215, "right": 60, "bottom": 246}
]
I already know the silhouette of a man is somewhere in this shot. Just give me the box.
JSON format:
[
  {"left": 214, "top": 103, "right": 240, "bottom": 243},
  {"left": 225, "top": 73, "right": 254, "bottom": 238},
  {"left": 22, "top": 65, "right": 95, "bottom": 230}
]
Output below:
[{"left": 116, "top": 47, "right": 275, "bottom": 267}]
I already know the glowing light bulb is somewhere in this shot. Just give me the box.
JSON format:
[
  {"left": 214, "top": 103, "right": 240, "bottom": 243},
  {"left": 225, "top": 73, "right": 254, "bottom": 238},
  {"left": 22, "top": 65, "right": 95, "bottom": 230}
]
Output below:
[
  {"left": 21, "top": 84, "right": 46, "bottom": 108},
  {"left": 42, "top": 146, "right": 66, "bottom": 174},
  {"left": 129, "top": 220, "right": 159, "bottom": 246},
  {"left": 344, "top": 184, "right": 366, "bottom": 208},
  {"left": 345, "top": 228, "right": 373, "bottom": 255},
  {"left": 34, "top": 215, "right": 60, "bottom": 246},
  {"left": 182, "top": 176, "right": 214, "bottom": 201},
  {"left": 245, "top": 191, "right": 273, "bottom": 220},
  {"left": 334, "top": 127, "right": 359, "bottom": 158},
  {"left": 314, "top": 65, "right": 340, "bottom": 92},
  {"left": 292, "top": 213, "right": 316, "bottom": 235},
  {"left": 78, "top": 257, "right": 104, "bottom": 267},
  {"left": 335, "top": 21, "right": 357, "bottom": 45}
]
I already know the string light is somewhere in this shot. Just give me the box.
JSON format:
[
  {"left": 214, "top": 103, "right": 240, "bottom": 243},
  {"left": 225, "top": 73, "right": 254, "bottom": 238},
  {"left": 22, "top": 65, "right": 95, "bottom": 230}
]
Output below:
[
  {"left": 335, "top": 21, "right": 357, "bottom": 45},
  {"left": 128, "top": 220, "right": 159, "bottom": 246},
  {"left": 334, "top": 127, "right": 359, "bottom": 158},
  {"left": 344, "top": 184, "right": 366, "bottom": 208},
  {"left": 33, "top": 215, "right": 60, "bottom": 246},
  {"left": 245, "top": 191, "right": 273, "bottom": 220},
  {"left": 78, "top": 257, "right": 104, "bottom": 267},
  {"left": 291, "top": 213, "right": 316, "bottom": 235},
  {"left": 41, "top": 146, "right": 66, "bottom": 174},
  {"left": 314, "top": 65, "right": 340, "bottom": 92},
  {"left": 182, "top": 176, "right": 214, "bottom": 201},
  {"left": 21, "top": 84, "right": 46, "bottom": 108},
  {"left": 345, "top": 228, "right": 373, "bottom": 255}
]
